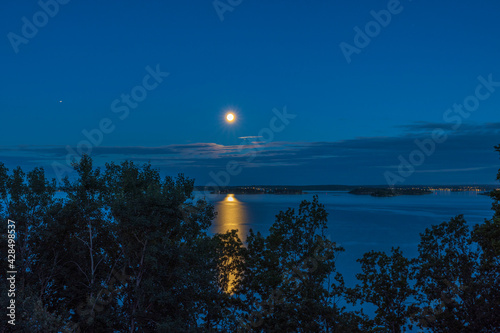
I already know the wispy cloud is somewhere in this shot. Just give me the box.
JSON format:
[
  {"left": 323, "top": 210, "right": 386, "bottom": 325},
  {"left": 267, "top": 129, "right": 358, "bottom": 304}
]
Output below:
[
  {"left": 414, "top": 167, "right": 495, "bottom": 173},
  {"left": 0, "top": 122, "right": 499, "bottom": 185},
  {"left": 398, "top": 121, "right": 500, "bottom": 133}
]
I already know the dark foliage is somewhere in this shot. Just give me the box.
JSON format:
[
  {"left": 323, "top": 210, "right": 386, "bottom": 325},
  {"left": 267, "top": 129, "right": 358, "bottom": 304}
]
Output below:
[{"left": 1, "top": 146, "right": 499, "bottom": 332}]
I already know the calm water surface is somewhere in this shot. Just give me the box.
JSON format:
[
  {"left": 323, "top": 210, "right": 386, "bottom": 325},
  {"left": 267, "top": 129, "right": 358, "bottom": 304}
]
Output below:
[{"left": 206, "top": 191, "right": 493, "bottom": 287}]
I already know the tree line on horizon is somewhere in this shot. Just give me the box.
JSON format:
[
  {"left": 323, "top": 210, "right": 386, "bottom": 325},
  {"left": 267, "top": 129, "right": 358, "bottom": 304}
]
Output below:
[{"left": 0, "top": 145, "right": 499, "bottom": 332}]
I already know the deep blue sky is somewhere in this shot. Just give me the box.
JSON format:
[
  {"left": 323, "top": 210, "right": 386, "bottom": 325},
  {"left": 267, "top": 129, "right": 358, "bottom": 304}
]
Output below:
[{"left": 1, "top": 0, "right": 499, "bottom": 185}]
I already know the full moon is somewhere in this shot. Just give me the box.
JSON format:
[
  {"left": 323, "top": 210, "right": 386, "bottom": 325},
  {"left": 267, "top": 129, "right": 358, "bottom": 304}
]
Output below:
[{"left": 226, "top": 113, "right": 235, "bottom": 122}]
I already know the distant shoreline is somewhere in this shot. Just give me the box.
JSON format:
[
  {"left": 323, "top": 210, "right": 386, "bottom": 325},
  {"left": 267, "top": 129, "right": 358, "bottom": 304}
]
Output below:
[
  {"left": 194, "top": 184, "right": 499, "bottom": 194},
  {"left": 348, "top": 187, "right": 432, "bottom": 197}
]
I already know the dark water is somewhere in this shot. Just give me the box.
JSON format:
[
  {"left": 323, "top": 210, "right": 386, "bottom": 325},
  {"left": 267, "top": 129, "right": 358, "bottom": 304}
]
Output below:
[{"left": 207, "top": 191, "right": 493, "bottom": 287}]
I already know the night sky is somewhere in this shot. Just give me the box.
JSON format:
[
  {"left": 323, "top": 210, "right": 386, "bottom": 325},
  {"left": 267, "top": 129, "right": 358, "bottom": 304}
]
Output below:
[{"left": 1, "top": 0, "right": 500, "bottom": 185}]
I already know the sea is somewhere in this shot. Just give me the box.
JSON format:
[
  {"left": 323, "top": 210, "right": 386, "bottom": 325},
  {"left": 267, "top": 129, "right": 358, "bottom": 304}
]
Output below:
[{"left": 206, "top": 190, "right": 493, "bottom": 288}]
